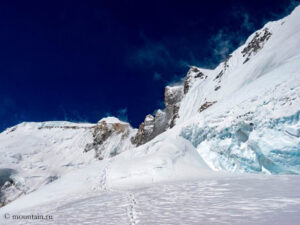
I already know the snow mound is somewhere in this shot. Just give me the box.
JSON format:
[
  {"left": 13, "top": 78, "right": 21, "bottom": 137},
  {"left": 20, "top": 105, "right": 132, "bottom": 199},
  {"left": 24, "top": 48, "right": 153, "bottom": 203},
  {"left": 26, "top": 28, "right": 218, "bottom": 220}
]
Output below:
[
  {"left": 107, "top": 130, "right": 211, "bottom": 189},
  {"left": 99, "top": 117, "right": 128, "bottom": 124}
]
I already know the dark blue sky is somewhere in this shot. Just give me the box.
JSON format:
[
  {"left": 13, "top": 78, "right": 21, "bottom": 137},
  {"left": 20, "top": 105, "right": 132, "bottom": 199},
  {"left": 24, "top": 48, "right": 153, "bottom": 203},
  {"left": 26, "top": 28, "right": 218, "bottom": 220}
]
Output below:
[{"left": 0, "top": 0, "right": 299, "bottom": 131}]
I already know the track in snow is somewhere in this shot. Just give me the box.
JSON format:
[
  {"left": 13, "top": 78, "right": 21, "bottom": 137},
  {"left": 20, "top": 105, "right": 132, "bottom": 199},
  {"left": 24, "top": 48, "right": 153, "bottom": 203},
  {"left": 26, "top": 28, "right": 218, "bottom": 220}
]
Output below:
[
  {"left": 2, "top": 174, "right": 300, "bottom": 225},
  {"left": 99, "top": 164, "right": 108, "bottom": 191},
  {"left": 126, "top": 193, "right": 138, "bottom": 225},
  {"left": 99, "top": 159, "right": 114, "bottom": 191}
]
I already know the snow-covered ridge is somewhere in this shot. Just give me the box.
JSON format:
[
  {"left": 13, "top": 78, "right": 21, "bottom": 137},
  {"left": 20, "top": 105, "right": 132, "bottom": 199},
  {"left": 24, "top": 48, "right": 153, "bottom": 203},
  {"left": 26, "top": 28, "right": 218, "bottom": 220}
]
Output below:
[
  {"left": 3, "top": 121, "right": 95, "bottom": 134},
  {"left": 177, "top": 5, "right": 300, "bottom": 174},
  {"left": 1, "top": 6, "right": 300, "bottom": 213},
  {"left": 178, "top": 6, "right": 300, "bottom": 123},
  {"left": 99, "top": 116, "right": 129, "bottom": 124}
]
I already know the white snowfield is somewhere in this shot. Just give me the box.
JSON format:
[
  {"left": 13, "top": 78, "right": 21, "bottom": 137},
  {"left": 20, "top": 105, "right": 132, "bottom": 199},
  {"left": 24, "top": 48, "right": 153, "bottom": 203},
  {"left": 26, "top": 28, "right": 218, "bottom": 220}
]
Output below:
[
  {"left": 2, "top": 175, "right": 300, "bottom": 225},
  {"left": 1, "top": 5, "right": 300, "bottom": 225}
]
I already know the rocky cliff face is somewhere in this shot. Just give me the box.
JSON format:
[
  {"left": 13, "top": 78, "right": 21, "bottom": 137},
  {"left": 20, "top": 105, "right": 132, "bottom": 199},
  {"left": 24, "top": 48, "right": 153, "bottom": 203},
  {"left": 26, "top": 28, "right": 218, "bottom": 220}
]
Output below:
[
  {"left": 184, "top": 66, "right": 208, "bottom": 94},
  {"left": 131, "top": 85, "right": 184, "bottom": 146},
  {"left": 85, "top": 117, "right": 136, "bottom": 159},
  {"left": 164, "top": 85, "right": 184, "bottom": 128},
  {"left": 131, "top": 114, "right": 155, "bottom": 146},
  {"left": 131, "top": 66, "right": 213, "bottom": 147},
  {"left": 241, "top": 28, "right": 272, "bottom": 64}
]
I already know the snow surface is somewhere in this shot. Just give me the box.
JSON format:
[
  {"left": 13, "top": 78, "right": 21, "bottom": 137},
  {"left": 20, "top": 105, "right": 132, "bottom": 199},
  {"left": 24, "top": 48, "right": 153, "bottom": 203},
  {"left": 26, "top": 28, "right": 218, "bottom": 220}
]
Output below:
[
  {"left": 0, "top": 5, "right": 300, "bottom": 225},
  {"left": 0, "top": 121, "right": 97, "bottom": 206},
  {"left": 106, "top": 131, "right": 212, "bottom": 189},
  {"left": 99, "top": 117, "right": 128, "bottom": 124},
  {"left": 1, "top": 174, "right": 300, "bottom": 225}
]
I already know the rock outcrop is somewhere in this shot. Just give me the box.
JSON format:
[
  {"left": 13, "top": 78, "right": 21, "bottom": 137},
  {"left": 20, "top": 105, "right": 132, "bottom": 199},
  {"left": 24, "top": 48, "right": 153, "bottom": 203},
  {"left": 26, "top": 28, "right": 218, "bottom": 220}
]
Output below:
[
  {"left": 165, "top": 86, "right": 183, "bottom": 128},
  {"left": 131, "top": 114, "right": 155, "bottom": 146},
  {"left": 84, "top": 117, "right": 136, "bottom": 159},
  {"left": 241, "top": 28, "right": 272, "bottom": 64},
  {"left": 184, "top": 66, "right": 207, "bottom": 94},
  {"left": 198, "top": 101, "right": 217, "bottom": 112},
  {"left": 131, "top": 65, "right": 213, "bottom": 147},
  {"left": 214, "top": 55, "right": 231, "bottom": 83},
  {"left": 131, "top": 85, "right": 184, "bottom": 146},
  {"left": 0, "top": 169, "right": 25, "bottom": 207}
]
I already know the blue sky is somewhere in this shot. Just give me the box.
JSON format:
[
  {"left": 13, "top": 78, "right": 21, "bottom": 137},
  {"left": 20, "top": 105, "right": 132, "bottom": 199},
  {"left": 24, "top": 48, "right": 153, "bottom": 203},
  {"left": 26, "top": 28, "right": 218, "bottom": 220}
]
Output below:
[{"left": 0, "top": 0, "right": 299, "bottom": 131}]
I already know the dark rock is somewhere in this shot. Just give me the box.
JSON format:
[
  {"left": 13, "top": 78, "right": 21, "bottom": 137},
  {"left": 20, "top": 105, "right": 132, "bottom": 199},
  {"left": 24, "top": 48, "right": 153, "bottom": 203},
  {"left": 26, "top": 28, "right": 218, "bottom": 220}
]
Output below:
[
  {"left": 169, "top": 104, "right": 180, "bottom": 128},
  {"left": 131, "top": 85, "right": 184, "bottom": 146},
  {"left": 214, "top": 55, "right": 231, "bottom": 82},
  {"left": 241, "top": 28, "right": 271, "bottom": 64},
  {"left": 131, "top": 115, "right": 155, "bottom": 146},
  {"left": 165, "top": 86, "right": 184, "bottom": 107},
  {"left": 214, "top": 70, "right": 223, "bottom": 81},
  {"left": 45, "top": 176, "right": 59, "bottom": 184},
  {"left": 84, "top": 120, "right": 132, "bottom": 159},
  {"left": 38, "top": 125, "right": 92, "bottom": 130},
  {"left": 214, "top": 86, "right": 221, "bottom": 91},
  {"left": 199, "top": 101, "right": 217, "bottom": 112},
  {"left": 191, "top": 67, "right": 200, "bottom": 73},
  {"left": 184, "top": 66, "right": 207, "bottom": 94}
]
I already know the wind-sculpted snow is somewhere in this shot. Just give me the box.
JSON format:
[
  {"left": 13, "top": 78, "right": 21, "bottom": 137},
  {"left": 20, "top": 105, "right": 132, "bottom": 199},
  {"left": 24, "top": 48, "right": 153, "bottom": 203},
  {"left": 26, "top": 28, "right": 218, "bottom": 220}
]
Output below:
[
  {"left": 2, "top": 174, "right": 300, "bottom": 225},
  {"left": 106, "top": 133, "right": 211, "bottom": 189}
]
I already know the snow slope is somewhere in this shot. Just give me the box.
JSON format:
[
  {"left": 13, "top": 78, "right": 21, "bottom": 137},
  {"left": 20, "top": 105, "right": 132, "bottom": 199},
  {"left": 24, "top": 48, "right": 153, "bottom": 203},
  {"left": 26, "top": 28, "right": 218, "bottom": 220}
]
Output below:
[
  {"left": 0, "top": 5, "right": 300, "bottom": 224},
  {"left": 0, "top": 117, "right": 137, "bottom": 207},
  {"left": 0, "top": 117, "right": 211, "bottom": 212},
  {"left": 0, "top": 121, "right": 96, "bottom": 206},
  {"left": 178, "top": 6, "right": 300, "bottom": 174}
]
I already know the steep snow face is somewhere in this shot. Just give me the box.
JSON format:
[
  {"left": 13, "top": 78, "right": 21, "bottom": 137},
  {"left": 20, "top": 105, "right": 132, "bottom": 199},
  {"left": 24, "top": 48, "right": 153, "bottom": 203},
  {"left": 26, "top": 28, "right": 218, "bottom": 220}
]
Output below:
[
  {"left": 179, "top": 6, "right": 300, "bottom": 174},
  {"left": 179, "top": 7, "right": 300, "bottom": 122}
]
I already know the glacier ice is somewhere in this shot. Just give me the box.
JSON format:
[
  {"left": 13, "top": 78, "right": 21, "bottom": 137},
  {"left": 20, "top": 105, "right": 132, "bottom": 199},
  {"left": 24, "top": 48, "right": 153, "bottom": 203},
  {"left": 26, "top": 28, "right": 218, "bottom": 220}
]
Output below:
[{"left": 181, "top": 111, "right": 300, "bottom": 174}]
